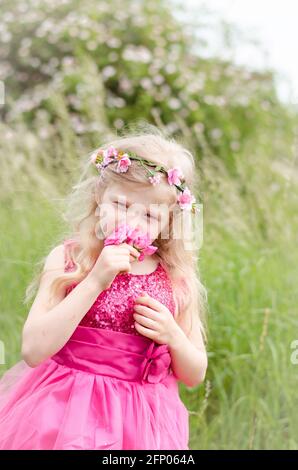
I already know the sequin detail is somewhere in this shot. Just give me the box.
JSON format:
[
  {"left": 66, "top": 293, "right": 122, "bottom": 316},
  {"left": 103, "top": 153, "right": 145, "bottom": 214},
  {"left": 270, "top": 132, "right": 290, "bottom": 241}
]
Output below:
[{"left": 63, "top": 239, "right": 176, "bottom": 336}]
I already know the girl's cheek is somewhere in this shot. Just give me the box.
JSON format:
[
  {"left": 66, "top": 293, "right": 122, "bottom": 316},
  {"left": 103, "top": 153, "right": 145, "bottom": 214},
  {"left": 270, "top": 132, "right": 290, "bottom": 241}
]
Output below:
[{"left": 147, "top": 224, "right": 159, "bottom": 240}]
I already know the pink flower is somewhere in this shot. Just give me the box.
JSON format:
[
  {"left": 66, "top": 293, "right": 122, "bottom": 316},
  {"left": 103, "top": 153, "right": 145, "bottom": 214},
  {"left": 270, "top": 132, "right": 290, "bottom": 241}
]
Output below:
[
  {"left": 128, "top": 230, "right": 150, "bottom": 249},
  {"left": 97, "top": 146, "right": 118, "bottom": 167},
  {"left": 90, "top": 148, "right": 105, "bottom": 164},
  {"left": 90, "top": 147, "right": 116, "bottom": 168},
  {"left": 104, "top": 223, "right": 128, "bottom": 246},
  {"left": 167, "top": 167, "right": 184, "bottom": 186},
  {"left": 104, "top": 223, "right": 157, "bottom": 261},
  {"left": 90, "top": 151, "right": 98, "bottom": 164},
  {"left": 104, "top": 146, "right": 118, "bottom": 158},
  {"left": 148, "top": 174, "right": 161, "bottom": 185},
  {"left": 116, "top": 155, "right": 131, "bottom": 173},
  {"left": 177, "top": 187, "right": 196, "bottom": 210},
  {"left": 127, "top": 229, "right": 158, "bottom": 260},
  {"left": 102, "top": 155, "right": 114, "bottom": 166},
  {"left": 138, "top": 245, "right": 158, "bottom": 261},
  {"left": 126, "top": 226, "right": 144, "bottom": 245}
]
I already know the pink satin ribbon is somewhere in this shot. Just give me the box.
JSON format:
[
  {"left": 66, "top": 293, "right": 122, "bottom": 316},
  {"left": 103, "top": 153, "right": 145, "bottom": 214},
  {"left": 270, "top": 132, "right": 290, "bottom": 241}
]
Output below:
[{"left": 51, "top": 325, "right": 172, "bottom": 384}]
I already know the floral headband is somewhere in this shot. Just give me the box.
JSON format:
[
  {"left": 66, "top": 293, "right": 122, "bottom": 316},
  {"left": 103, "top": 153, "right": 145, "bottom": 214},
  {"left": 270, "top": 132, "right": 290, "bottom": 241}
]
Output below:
[{"left": 90, "top": 145, "right": 198, "bottom": 213}]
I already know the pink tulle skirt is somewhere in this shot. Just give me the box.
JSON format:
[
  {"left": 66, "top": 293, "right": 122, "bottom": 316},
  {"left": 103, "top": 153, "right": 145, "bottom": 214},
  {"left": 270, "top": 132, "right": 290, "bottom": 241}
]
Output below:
[{"left": 0, "top": 325, "right": 189, "bottom": 450}]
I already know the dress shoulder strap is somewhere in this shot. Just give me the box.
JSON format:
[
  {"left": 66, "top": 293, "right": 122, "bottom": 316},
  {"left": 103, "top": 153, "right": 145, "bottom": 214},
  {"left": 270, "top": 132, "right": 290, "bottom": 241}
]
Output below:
[{"left": 63, "top": 238, "right": 77, "bottom": 272}]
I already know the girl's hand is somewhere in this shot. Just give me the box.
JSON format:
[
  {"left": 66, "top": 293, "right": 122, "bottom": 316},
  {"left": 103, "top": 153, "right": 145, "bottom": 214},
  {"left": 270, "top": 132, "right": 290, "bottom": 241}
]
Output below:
[
  {"left": 88, "top": 243, "right": 140, "bottom": 290},
  {"left": 133, "top": 291, "right": 180, "bottom": 346}
]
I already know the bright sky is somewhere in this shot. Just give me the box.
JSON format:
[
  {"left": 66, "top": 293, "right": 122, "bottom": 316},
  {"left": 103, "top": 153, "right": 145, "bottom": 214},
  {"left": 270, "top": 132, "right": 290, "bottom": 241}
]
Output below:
[{"left": 176, "top": 0, "right": 298, "bottom": 105}]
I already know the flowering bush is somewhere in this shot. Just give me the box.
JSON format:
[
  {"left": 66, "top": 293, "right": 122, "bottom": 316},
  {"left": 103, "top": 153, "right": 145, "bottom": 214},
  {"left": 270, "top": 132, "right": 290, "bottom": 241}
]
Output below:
[{"left": 0, "top": 0, "right": 287, "bottom": 177}]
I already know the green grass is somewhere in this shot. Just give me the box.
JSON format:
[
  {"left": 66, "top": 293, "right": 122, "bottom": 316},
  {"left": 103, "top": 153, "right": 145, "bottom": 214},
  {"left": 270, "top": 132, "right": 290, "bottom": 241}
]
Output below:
[
  {"left": 0, "top": 195, "right": 65, "bottom": 367},
  {"left": 183, "top": 230, "right": 298, "bottom": 449}
]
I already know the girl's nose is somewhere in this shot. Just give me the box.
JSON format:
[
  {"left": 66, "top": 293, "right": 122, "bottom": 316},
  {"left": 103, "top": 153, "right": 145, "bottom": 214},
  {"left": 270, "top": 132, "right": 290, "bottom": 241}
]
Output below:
[
  {"left": 128, "top": 220, "right": 143, "bottom": 231},
  {"left": 125, "top": 210, "right": 139, "bottom": 225},
  {"left": 127, "top": 217, "right": 144, "bottom": 232}
]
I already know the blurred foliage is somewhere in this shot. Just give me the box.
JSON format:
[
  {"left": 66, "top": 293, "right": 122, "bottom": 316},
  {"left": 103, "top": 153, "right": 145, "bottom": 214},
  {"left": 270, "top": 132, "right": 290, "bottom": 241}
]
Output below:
[{"left": 0, "top": 0, "right": 295, "bottom": 177}]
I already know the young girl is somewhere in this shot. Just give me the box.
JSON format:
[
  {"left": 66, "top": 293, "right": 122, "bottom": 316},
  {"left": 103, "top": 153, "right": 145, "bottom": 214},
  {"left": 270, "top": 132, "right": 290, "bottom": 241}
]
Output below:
[{"left": 0, "top": 129, "right": 208, "bottom": 450}]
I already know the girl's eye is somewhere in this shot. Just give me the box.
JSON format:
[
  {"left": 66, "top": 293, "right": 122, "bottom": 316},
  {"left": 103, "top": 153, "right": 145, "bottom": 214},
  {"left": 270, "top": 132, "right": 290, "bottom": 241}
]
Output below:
[
  {"left": 113, "top": 201, "right": 126, "bottom": 209},
  {"left": 113, "top": 201, "right": 158, "bottom": 220},
  {"left": 146, "top": 213, "right": 158, "bottom": 220}
]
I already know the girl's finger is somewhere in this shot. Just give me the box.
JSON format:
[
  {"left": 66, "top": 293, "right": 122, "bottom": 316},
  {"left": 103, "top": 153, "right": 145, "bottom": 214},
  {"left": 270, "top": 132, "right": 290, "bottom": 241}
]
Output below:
[
  {"left": 122, "top": 243, "right": 140, "bottom": 258},
  {"left": 133, "top": 312, "right": 158, "bottom": 329},
  {"left": 133, "top": 304, "right": 158, "bottom": 319},
  {"left": 134, "top": 323, "right": 157, "bottom": 340},
  {"left": 134, "top": 294, "right": 162, "bottom": 312}
]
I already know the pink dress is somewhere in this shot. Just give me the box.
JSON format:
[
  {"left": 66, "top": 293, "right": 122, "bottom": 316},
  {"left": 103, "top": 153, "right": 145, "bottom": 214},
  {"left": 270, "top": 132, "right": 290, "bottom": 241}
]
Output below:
[{"left": 0, "top": 239, "right": 189, "bottom": 450}]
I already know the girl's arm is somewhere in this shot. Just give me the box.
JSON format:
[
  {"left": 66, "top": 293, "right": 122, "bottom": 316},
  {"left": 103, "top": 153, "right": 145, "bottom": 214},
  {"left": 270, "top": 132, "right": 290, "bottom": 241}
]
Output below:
[
  {"left": 168, "top": 306, "right": 208, "bottom": 388},
  {"left": 168, "top": 324, "right": 208, "bottom": 388},
  {"left": 22, "top": 241, "right": 140, "bottom": 368},
  {"left": 21, "top": 244, "right": 104, "bottom": 367}
]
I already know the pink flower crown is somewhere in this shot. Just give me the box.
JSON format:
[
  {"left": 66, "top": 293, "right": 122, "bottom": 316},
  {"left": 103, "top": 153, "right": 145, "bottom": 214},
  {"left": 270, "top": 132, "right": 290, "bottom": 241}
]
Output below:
[{"left": 90, "top": 145, "right": 197, "bottom": 213}]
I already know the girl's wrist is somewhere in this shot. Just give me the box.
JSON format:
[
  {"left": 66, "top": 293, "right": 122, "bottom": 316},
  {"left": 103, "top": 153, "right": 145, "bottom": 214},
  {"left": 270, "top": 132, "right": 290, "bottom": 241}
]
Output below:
[
  {"left": 168, "top": 324, "right": 187, "bottom": 351},
  {"left": 84, "top": 273, "right": 105, "bottom": 294}
]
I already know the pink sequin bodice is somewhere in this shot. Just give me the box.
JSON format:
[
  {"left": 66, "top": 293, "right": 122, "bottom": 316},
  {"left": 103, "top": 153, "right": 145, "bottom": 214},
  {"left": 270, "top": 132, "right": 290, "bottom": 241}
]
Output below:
[{"left": 63, "top": 239, "right": 176, "bottom": 336}]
